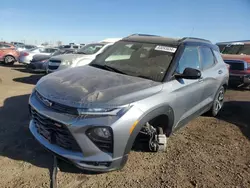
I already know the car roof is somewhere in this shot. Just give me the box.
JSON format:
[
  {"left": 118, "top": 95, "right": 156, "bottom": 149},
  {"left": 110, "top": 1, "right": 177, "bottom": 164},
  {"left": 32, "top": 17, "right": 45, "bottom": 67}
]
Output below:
[
  {"left": 121, "top": 34, "right": 217, "bottom": 50},
  {"left": 0, "top": 42, "right": 15, "bottom": 46},
  {"left": 216, "top": 40, "right": 250, "bottom": 45}
]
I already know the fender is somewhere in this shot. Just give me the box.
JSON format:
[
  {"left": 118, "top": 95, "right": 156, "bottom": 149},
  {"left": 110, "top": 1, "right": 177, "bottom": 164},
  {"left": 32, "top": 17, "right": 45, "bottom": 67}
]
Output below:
[{"left": 123, "top": 105, "right": 174, "bottom": 155}]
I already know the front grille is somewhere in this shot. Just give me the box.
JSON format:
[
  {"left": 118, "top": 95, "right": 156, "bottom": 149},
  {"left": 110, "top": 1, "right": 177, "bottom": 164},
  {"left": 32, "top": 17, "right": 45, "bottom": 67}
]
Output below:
[
  {"left": 48, "top": 60, "right": 61, "bottom": 70},
  {"left": 227, "top": 63, "right": 245, "bottom": 70},
  {"left": 35, "top": 91, "right": 78, "bottom": 115},
  {"left": 48, "top": 65, "right": 59, "bottom": 70},
  {"left": 31, "top": 107, "right": 82, "bottom": 152}
]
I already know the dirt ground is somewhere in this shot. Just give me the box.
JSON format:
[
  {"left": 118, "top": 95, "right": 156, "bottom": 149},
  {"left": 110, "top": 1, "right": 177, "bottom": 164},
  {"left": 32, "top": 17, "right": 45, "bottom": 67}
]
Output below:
[{"left": 0, "top": 64, "right": 250, "bottom": 188}]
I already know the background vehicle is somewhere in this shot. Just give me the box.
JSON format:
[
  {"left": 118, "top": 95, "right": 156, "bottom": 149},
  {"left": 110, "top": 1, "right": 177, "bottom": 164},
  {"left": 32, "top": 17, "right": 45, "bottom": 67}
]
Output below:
[
  {"left": 46, "top": 38, "right": 121, "bottom": 73},
  {"left": 16, "top": 44, "right": 37, "bottom": 52},
  {"left": 58, "top": 44, "right": 84, "bottom": 50},
  {"left": 11, "top": 41, "right": 25, "bottom": 46},
  {"left": 224, "top": 59, "right": 250, "bottom": 86},
  {"left": 217, "top": 41, "right": 250, "bottom": 63},
  {"left": 217, "top": 41, "right": 250, "bottom": 87},
  {"left": 29, "top": 34, "right": 228, "bottom": 172},
  {"left": 19, "top": 47, "right": 58, "bottom": 64},
  {"left": 27, "top": 49, "right": 75, "bottom": 72},
  {"left": 0, "top": 42, "right": 19, "bottom": 65},
  {"left": 216, "top": 40, "right": 250, "bottom": 53}
]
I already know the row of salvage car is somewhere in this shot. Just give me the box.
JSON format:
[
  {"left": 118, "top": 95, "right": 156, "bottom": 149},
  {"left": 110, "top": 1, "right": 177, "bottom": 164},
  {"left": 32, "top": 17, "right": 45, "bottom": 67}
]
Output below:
[{"left": 18, "top": 38, "right": 121, "bottom": 74}]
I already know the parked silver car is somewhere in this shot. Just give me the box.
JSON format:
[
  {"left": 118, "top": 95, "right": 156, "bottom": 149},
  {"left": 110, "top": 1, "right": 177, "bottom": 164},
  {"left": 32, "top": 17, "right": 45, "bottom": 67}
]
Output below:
[
  {"left": 46, "top": 38, "right": 121, "bottom": 73},
  {"left": 29, "top": 34, "right": 229, "bottom": 172},
  {"left": 19, "top": 47, "right": 58, "bottom": 64}
]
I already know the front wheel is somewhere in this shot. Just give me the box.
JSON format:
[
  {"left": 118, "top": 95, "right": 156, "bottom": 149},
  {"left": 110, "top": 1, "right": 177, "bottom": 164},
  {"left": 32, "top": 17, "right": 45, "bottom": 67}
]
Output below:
[
  {"left": 208, "top": 86, "right": 225, "bottom": 116},
  {"left": 4, "top": 55, "right": 15, "bottom": 65}
]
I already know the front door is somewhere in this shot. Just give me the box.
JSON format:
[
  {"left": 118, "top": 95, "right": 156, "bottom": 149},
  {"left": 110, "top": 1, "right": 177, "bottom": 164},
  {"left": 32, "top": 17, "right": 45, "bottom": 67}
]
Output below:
[{"left": 171, "top": 45, "right": 205, "bottom": 129}]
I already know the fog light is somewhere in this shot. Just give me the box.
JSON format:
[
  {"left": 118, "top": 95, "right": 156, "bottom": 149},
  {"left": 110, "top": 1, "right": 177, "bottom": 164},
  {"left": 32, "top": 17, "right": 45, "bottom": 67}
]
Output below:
[
  {"left": 93, "top": 128, "right": 111, "bottom": 139},
  {"left": 86, "top": 127, "right": 113, "bottom": 153}
]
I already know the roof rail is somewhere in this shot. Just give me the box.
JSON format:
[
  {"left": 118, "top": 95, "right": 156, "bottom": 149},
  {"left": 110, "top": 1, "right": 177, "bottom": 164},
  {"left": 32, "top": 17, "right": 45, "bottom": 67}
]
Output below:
[
  {"left": 182, "top": 37, "right": 211, "bottom": 43},
  {"left": 127, "top": 33, "right": 161, "bottom": 37}
]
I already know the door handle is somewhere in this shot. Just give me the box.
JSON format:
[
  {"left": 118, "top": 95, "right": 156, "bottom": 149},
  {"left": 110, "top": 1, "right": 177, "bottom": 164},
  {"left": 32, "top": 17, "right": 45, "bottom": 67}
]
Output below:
[{"left": 218, "top": 70, "right": 223, "bottom": 74}]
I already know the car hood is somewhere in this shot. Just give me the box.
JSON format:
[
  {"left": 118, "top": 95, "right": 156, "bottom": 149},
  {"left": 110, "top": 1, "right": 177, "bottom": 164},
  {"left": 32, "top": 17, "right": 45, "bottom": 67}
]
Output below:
[
  {"left": 32, "top": 54, "right": 51, "bottom": 62},
  {"left": 36, "top": 66, "right": 163, "bottom": 108},
  {"left": 222, "top": 54, "right": 250, "bottom": 63},
  {"left": 49, "top": 54, "right": 92, "bottom": 62}
]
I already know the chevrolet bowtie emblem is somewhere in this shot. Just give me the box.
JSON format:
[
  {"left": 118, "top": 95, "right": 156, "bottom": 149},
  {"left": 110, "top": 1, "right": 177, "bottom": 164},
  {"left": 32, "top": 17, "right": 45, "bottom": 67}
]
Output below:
[{"left": 41, "top": 97, "right": 53, "bottom": 107}]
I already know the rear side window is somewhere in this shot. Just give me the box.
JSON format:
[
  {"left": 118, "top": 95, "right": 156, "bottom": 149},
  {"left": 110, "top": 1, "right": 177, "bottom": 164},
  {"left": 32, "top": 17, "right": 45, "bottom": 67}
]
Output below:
[
  {"left": 39, "top": 48, "right": 46, "bottom": 53},
  {"left": 213, "top": 50, "right": 225, "bottom": 64},
  {"left": 200, "top": 47, "right": 215, "bottom": 70},
  {"left": 176, "top": 46, "right": 200, "bottom": 73},
  {"left": 0, "top": 44, "right": 11, "bottom": 49},
  {"left": 49, "top": 48, "right": 58, "bottom": 53}
]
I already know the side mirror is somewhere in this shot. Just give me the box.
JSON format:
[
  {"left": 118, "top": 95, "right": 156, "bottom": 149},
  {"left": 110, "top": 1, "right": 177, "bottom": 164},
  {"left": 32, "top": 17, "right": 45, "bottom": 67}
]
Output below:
[{"left": 175, "top": 67, "right": 201, "bottom": 79}]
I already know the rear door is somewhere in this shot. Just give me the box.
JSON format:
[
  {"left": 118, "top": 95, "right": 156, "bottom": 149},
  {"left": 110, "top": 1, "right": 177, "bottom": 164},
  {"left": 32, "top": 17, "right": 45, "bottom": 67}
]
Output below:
[{"left": 199, "top": 46, "right": 222, "bottom": 109}]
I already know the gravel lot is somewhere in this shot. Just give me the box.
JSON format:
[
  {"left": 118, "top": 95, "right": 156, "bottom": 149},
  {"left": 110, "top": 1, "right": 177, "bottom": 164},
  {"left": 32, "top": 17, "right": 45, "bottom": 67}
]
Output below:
[{"left": 0, "top": 64, "right": 250, "bottom": 188}]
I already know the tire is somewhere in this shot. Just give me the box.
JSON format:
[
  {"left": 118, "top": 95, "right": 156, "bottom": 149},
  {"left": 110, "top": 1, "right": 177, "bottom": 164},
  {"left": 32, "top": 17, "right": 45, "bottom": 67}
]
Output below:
[
  {"left": 207, "top": 86, "right": 225, "bottom": 117},
  {"left": 4, "top": 55, "right": 15, "bottom": 65}
]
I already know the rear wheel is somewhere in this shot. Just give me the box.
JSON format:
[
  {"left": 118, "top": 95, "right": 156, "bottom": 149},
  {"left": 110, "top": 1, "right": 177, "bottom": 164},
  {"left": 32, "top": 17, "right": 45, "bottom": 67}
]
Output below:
[
  {"left": 4, "top": 55, "right": 15, "bottom": 65},
  {"left": 208, "top": 86, "right": 225, "bottom": 116}
]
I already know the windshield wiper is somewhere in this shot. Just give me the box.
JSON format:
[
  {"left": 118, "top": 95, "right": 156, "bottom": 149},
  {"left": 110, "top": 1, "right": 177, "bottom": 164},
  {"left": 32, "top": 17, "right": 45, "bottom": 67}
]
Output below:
[
  {"left": 137, "top": 75, "right": 153, "bottom": 80},
  {"left": 76, "top": 52, "right": 86, "bottom": 54},
  {"left": 90, "top": 64, "right": 127, "bottom": 75}
]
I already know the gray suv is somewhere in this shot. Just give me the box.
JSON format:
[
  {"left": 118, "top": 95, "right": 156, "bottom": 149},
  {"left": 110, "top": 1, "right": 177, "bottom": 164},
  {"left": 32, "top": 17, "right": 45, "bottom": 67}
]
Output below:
[{"left": 29, "top": 34, "right": 229, "bottom": 172}]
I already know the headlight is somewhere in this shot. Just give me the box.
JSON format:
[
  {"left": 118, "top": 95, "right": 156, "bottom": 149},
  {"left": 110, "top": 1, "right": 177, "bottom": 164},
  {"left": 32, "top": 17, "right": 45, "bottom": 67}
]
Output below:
[
  {"left": 75, "top": 59, "right": 91, "bottom": 67},
  {"left": 77, "top": 105, "right": 131, "bottom": 116},
  {"left": 61, "top": 60, "right": 72, "bottom": 66}
]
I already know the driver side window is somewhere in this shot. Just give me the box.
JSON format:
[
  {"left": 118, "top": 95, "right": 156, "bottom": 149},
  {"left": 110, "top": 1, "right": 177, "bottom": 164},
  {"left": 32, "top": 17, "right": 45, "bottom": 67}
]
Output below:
[{"left": 176, "top": 46, "right": 200, "bottom": 73}]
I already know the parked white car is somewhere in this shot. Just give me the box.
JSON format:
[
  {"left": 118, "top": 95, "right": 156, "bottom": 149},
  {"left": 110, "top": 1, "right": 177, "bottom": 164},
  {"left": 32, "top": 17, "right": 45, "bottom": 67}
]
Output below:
[
  {"left": 19, "top": 47, "right": 58, "bottom": 64},
  {"left": 16, "top": 44, "right": 37, "bottom": 52},
  {"left": 46, "top": 38, "right": 121, "bottom": 73}
]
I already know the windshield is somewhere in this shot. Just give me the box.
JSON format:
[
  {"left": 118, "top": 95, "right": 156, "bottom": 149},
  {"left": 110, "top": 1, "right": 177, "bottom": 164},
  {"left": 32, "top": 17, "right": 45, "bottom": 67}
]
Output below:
[
  {"left": 237, "top": 44, "right": 250, "bottom": 55},
  {"left": 75, "top": 43, "right": 105, "bottom": 55},
  {"left": 90, "top": 41, "right": 176, "bottom": 82},
  {"left": 52, "top": 50, "right": 63, "bottom": 56},
  {"left": 29, "top": 47, "right": 39, "bottom": 52},
  {"left": 217, "top": 44, "right": 227, "bottom": 52},
  {"left": 221, "top": 44, "right": 250, "bottom": 55}
]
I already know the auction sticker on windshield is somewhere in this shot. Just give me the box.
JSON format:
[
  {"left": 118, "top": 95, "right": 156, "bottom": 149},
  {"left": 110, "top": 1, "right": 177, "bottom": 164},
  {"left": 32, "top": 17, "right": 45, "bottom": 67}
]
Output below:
[{"left": 155, "top": 45, "right": 177, "bottom": 53}]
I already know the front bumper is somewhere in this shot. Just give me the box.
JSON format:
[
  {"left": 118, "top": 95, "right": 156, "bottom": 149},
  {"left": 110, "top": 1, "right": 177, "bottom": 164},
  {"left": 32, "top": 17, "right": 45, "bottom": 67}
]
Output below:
[
  {"left": 29, "top": 120, "right": 128, "bottom": 172},
  {"left": 47, "top": 64, "right": 70, "bottom": 73},
  {"left": 28, "top": 91, "right": 143, "bottom": 172},
  {"left": 27, "top": 62, "right": 47, "bottom": 72},
  {"left": 229, "top": 74, "right": 250, "bottom": 84}
]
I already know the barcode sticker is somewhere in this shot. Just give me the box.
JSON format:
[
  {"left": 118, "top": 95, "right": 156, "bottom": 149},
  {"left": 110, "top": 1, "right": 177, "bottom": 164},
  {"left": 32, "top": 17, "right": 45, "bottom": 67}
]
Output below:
[{"left": 155, "top": 45, "right": 177, "bottom": 53}]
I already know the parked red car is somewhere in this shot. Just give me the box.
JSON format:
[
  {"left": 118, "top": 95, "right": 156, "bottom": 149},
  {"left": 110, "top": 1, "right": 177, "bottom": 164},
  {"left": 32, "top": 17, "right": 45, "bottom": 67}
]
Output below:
[
  {"left": 0, "top": 42, "right": 20, "bottom": 65},
  {"left": 217, "top": 41, "right": 250, "bottom": 85}
]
